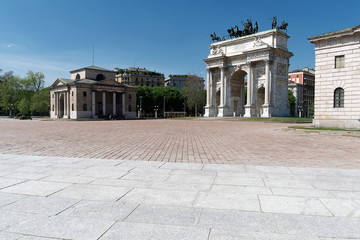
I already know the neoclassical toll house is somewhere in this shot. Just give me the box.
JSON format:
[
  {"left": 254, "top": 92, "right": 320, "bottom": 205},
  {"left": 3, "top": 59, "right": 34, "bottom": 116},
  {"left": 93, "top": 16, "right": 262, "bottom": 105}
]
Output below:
[
  {"left": 308, "top": 25, "right": 360, "bottom": 129},
  {"left": 49, "top": 66, "right": 137, "bottom": 119},
  {"left": 204, "top": 29, "right": 293, "bottom": 117}
]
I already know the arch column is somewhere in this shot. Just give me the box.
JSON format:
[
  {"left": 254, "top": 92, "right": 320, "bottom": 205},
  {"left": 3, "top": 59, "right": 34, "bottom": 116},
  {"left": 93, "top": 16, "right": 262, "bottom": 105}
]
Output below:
[
  {"left": 244, "top": 63, "right": 255, "bottom": 117},
  {"left": 261, "top": 60, "right": 271, "bottom": 117},
  {"left": 204, "top": 68, "right": 215, "bottom": 117}
]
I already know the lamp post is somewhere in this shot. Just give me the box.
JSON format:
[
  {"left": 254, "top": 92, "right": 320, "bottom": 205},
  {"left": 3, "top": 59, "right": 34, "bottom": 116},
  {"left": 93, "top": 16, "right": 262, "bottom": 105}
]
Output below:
[
  {"left": 163, "top": 96, "right": 166, "bottom": 118},
  {"left": 137, "top": 104, "right": 140, "bottom": 118},
  {"left": 154, "top": 105, "right": 158, "bottom": 118},
  {"left": 139, "top": 96, "right": 143, "bottom": 118},
  {"left": 183, "top": 99, "right": 186, "bottom": 117},
  {"left": 8, "top": 103, "right": 14, "bottom": 118}
]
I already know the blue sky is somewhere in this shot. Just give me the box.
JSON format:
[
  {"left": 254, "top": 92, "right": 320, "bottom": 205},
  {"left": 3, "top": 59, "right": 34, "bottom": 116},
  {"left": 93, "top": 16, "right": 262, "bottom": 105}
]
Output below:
[{"left": 0, "top": 0, "right": 359, "bottom": 87}]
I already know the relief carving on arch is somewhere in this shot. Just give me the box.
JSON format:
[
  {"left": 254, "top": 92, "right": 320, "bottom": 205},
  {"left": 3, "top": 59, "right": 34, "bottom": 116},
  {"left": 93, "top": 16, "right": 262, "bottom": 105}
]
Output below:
[{"left": 277, "top": 63, "right": 287, "bottom": 76}]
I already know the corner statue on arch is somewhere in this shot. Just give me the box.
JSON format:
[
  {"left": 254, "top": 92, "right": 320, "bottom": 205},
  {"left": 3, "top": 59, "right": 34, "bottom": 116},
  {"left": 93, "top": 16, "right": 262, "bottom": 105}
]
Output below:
[{"left": 204, "top": 27, "right": 293, "bottom": 118}]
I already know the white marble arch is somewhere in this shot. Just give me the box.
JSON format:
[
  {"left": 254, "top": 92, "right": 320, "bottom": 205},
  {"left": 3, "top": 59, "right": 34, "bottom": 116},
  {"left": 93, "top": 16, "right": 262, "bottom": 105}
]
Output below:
[{"left": 204, "top": 29, "right": 293, "bottom": 118}]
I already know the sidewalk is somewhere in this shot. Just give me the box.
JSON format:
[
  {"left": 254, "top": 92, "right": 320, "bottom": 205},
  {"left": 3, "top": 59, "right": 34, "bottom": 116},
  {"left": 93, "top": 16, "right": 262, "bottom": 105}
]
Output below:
[{"left": 1, "top": 153, "right": 360, "bottom": 239}]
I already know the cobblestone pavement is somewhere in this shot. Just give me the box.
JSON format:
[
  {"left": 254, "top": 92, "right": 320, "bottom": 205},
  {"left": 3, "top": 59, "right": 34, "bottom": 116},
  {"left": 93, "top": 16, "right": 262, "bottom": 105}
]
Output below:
[
  {"left": 1, "top": 153, "right": 360, "bottom": 239},
  {"left": 0, "top": 119, "right": 360, "bottom": 168}
]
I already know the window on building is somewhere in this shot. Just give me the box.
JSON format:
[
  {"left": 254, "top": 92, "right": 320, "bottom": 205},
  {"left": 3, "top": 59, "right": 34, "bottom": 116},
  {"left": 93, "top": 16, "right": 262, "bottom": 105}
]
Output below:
[
  {"left": 72, "top": 91, "right": 74, "bottom": 96},
  {"left": 83, "top": 103, "right": 87, "bottom": 111},
  {"left": 334, "top": 88, "right": 344, "bottom": 108},
  {"left": 76, "top": 74, "right": 80, "bottom": 80},
  {"left": 96, "top": 74, "right": 106, "bottom": 80},
  {"left": 128, "top": 105, "right": 132, "bottom": 111},
  {"left": 152, "top": 84, "right": 154, "bottom": 87},
  {"left": 335, "top": 55, "right": 345, "bottom": 68},
  {"left": 83, "top": 91, "right": 87, "bottom": 97},
  {"left": 72, "top": 104, "right": 74, "bottom": 111},
  {"left": 128, "top": 94, "right": 131, "bottom": 99},
  {"left": 52, "top": 94, "right": 54, "bottom": 98},
  {"left": 52, "top": 105, "right": 54, "bottom": 111}
]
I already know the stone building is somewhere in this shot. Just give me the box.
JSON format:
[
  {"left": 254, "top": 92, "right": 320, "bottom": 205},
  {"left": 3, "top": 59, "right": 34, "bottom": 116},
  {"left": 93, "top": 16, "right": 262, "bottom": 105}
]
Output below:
[
  {"left": 308, "top": 25, "right": 360, "bottom": 129},
  {"left": 164, "top": 75, "right": 205, "bottom": 90},
  {"left": 115, "top": 67, "right": 165, "bottom": 87},
  {"left": 49, "top": 66, "right": 137, "bottom": 119},
  {"left": 288, "top": 67, "right": 315, "bottom": 117},
  {"left": 204, "top": 29, "right": 293, "bottom": 117}
]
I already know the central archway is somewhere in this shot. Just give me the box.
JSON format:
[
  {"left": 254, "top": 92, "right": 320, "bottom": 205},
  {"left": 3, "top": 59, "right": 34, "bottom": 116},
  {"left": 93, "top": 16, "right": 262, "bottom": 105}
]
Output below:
[{"left": 230, "top": 70, "right": 247, "bottom": 117}]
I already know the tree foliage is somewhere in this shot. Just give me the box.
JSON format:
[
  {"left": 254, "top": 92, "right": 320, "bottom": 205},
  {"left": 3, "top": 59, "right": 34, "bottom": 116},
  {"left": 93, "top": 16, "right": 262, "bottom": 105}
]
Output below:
[
  {"left": 183, "top": 75, "right": 206, "bottom": 116},
  {"left": 288, "top": 90, "right": 296, "bottom": 116},
  {"left": 136, "top": 86, "right": 184, "bottom": 117},
  {"left": 0, "top": 70, "right": 49, "bottom": 116}
]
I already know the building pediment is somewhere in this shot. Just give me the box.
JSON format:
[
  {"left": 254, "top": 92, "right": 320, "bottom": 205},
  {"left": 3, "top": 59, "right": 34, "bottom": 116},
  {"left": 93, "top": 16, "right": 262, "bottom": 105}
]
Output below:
[{"left": 50, "top": 78, "right": 74, "bottom": 89}]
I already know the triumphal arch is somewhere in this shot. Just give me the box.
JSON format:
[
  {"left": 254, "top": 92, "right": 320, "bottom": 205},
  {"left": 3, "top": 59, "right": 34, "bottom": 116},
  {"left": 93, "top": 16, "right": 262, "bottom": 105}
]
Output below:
[{"left": 204, "top": 29, "right": 293, "bottom": 117}]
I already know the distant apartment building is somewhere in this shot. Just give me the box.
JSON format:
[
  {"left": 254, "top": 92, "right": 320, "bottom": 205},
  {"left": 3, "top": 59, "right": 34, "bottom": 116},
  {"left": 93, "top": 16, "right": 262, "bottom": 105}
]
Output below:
[
  {"left": 115, "top": 67, "right": 165, "bottom": 87},
  {"left": 308, "top": 25, "right": 360, "bottom": 129},
  {"left": 165, "top": 75, "right": 205, "bottom": 90},
  {"left": 288, "top": 67, "right": 315, "bottom": 117}
]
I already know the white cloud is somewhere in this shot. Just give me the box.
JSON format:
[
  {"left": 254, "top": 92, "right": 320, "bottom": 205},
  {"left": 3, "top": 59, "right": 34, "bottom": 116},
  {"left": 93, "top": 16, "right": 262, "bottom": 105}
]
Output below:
[{"left": 1, "top": 43, "right": 19, "bottom": 48}]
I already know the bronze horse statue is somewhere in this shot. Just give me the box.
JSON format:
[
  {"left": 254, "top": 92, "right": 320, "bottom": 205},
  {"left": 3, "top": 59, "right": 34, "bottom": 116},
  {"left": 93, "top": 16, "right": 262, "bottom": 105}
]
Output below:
[
  {"left": 227, "top": 27, "right": 236, "bottom": 39},
  {"left": 254, "top": 21, "right": 259, "bottom": 33},
  {"left": 210, "top": 32, "right": 221, "bottom": 42},
  {"left": 234, "top": 25, "right": 243, "bottom": 37},
  {"left": 277, "top": 21, "right": 288, "bottom": 32}
]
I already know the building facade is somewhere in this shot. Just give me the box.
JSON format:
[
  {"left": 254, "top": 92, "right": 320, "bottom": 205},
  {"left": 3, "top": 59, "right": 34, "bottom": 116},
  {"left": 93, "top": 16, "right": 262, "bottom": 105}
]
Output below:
[
  {"left": 288, "top": 67, "right": 315, "bottom": 117},
  {"left": 308, "top": 25, "right": 360, "bottom": 129},
  {"left": 49, "top": 66, "right": 137, "bottom": 119},
  {"left": 204, "top": 29, "right": 293, "bottom": 117},
  {"left": 164, "top": 75, "right": 205, "bottom": 90},
  {"left": 115, "top": 67, "right": 165, "bottom": 87}
]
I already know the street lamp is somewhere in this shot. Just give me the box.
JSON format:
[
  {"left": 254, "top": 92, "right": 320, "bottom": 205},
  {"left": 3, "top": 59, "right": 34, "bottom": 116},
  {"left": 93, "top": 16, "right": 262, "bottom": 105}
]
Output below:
[
  {"left": 8, "top": 103, "right": 14, "bottom": 118},
  {"left": 139, "top": 96, "right": 143, "bottom": 118},
  {"left": 154, "top": 105, "right": 159, "bottom": 118},
  {"left": 163, "top": 96, "right": 166, "bottom": 118}
]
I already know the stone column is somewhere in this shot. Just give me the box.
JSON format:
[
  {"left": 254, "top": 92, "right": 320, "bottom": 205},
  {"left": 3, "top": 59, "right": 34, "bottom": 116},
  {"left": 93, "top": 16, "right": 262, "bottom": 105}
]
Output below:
[
  {"left": 204, "top": 68, "right": 215, "bottom": 117},
  {"left": 92, "top": 91, "right": 96, "bottom": 117},
  {"left": 262, "top": 60, "right": 271, "bottom": 117},
  {"left": 220, "top": 67, "right": 225, "bottom": 107},
  {"left": 113, "top": 92, "right": 117, "bottom": 115},
  {"left": 122, "top": 93, "right": 126, "bottom": 117},
  {"left": 55, "top": 92, "right": 58, "bottom": 116},
  {"left": 67, "top": 90, "right": 70, "bottom": 118},
  {"left": 264, "top": 60, "right": 270, "bottom": 105},
  {"left": 206, "top": 68, "right": 210, "bottom": 107},
  {"left": 102, "top": 92, "right": 106, "bottom": 116},
  {"left": 244, "top": 63, "right": 254, "bottom": 117}
]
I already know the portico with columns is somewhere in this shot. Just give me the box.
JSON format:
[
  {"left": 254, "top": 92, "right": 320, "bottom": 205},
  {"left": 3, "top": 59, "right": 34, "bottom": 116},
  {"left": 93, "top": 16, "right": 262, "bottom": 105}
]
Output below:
[
  {"left": 204, "top": 29, "right": 293, "bottom": 118},
  {"left": 50, "top": 66, "right": 137, "bottom": 119}
]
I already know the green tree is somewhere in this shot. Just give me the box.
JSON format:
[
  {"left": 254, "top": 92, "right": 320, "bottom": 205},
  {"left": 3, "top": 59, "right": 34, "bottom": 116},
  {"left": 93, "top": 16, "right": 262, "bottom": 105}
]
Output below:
[
  {"left": 183, "top": 75, "right": 205, "bottom": 116},
  {"left": 31, "top": 88, "right": 50, "bottom": 115},
  {"left": 309, "top": 101, "right": 314, "bottom": 116},
  {"left": 288, "top": 90, "right": 296, "bottom": 116},
  {"left": 136, "top": 86, "right": 184, "bottom": 117},
  {"left": 0, "top": 74, "right": 21, "bottom": 115},
  {"left": 25, "top": 71, "right": 45, "bottom": 92}
]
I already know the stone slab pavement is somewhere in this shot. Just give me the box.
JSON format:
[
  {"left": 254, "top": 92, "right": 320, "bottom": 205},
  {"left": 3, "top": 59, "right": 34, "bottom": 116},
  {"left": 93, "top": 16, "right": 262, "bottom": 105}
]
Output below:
[
  {"left": 1, "top": 153, "right": 360, "bottom": 239},
  {"left": 0, "top": 119, "right": 360, "bottom": 168}
]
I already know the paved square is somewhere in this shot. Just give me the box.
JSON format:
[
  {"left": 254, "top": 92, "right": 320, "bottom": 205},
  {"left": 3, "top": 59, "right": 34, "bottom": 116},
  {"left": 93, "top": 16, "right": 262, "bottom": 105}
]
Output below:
[{"left": 0, "top": 118, "right": 360, "bottom": 239}]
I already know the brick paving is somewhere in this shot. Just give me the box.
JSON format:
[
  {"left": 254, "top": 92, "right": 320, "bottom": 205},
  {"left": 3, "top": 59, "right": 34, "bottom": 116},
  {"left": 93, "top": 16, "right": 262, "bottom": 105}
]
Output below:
[{"left": 0, "top": 118, "right": 360, "bottom": 168}]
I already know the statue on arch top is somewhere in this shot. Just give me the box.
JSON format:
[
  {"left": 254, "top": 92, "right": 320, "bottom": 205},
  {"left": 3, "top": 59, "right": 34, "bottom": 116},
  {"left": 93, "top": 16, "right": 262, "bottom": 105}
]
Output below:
[
  {"left": 271, "top": 16, "right": 277, "bottom": 29},
  {"left": 210, "top": 32, "right": 221, "bottom": 42}
]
